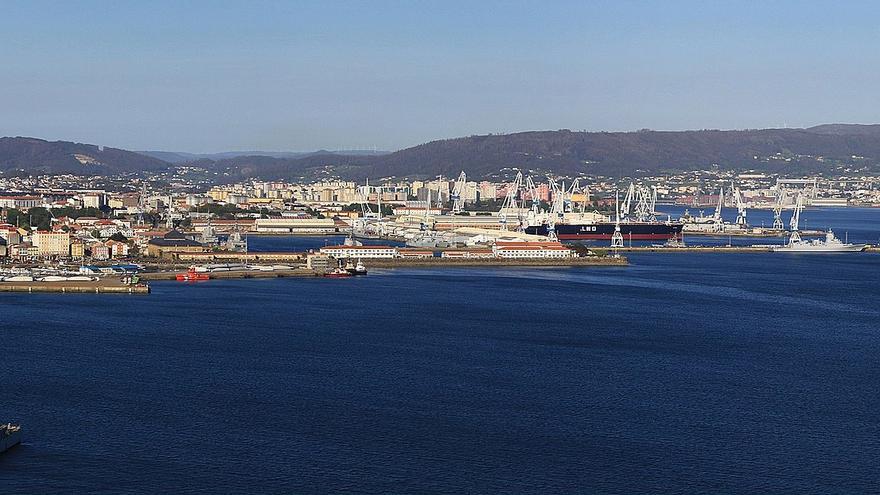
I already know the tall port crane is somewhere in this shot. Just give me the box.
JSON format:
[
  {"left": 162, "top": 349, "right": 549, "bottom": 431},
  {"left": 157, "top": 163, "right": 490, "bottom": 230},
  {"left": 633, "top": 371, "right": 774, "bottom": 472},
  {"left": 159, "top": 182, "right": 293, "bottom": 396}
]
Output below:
[
  {"left": 450, "top": 171, "right": 467, "bottom": 214},
  {"left": 732, "top": 184, "right": 747, "bottom": 227},
  {"left": 633, "top": 185, "right": 651, "bottom": 221},
  {"left": 620, "top": 183, "right": 636, "bottom": 220},
  {"left": 711, "top": 187, "right": 724, "bottom": 232},
  {"left": 611, "top": 189, "right": 624, "bottom": 248},
  {"left": 788, "top": 192, "right": 804, "bottom": 243},
  {"left": 772, "top": 187, "right": 786, "bottom": 230},
  {"left": 498, "top": 171, "right": 523, "bottom": 231},
  {"left": 359, "top": 179, "right": 376, "bottom": 219},
  {"left": 525, "top": 176, "right": 541, "bottom": 215}
]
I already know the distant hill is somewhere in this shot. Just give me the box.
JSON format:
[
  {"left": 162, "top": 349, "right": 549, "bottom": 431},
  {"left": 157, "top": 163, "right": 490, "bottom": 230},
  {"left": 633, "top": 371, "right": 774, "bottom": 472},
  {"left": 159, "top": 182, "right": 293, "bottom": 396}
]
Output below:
[
  {"left": 137, "top": 149, "right": 388, "bottom": 164},
  {"left": 5, "top": 125, "right": 880, "bottom": 180},
  {"left": 0, "top": 137, "right": 168, "bottom": 174},
  {"left": 203, "top": 125, "right": 880, "bottom": 180}
]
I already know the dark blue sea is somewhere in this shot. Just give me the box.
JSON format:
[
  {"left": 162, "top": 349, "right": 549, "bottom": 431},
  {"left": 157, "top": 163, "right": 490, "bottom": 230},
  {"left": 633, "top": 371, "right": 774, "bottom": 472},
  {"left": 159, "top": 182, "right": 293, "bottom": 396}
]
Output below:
[{"left": 2, "top": 208, "right": 880, "bottom": 494}]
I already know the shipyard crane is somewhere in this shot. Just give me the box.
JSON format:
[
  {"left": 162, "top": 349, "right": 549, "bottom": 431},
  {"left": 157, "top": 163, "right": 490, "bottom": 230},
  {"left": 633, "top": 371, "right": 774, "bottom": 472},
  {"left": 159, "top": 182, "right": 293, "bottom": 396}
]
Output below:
[
  {"left": 611, "top": 189, "right": 624, "bottom": 248},
  {"left": 633, "top": 185, "right": 651, "bottom": 221},
  {"left": 772, "top": 187, "right": 786, "bottom": 230},
  {"left": 706, "top": 187, "right": 724, "bottom": 233},
  {"left": 619, "top": 183, "right": 636, "bottom": 220},
  {"left": 788, "top": 192, "right": 804, "bottom": 244},
  {"left": 525, "top": 175, "right": 541, "bottom": 214},
  {"left": 450, "top": 171, "right": 467, "bottom": 214},
  {"left": 359, "top": 179, "right": 376, "bottom": 219},
  {"left": 498, "top": 171, "right": 523, "bottom": 231},
  {"left": 564, "top": 178, "right": 580, "bottom": 213},
  {"left": 733, "top": 185, "right": 748, "bottom": 227},
  {"left": 545, "top": 178, "right": 572, "bottom": 242}
]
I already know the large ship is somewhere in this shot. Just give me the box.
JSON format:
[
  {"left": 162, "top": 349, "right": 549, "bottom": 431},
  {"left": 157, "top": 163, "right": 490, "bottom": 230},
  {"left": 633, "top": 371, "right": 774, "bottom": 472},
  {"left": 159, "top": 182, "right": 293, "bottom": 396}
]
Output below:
[
  {"left": 774, "top": 229, "right": 867, "bottom": 253},
  {"left": 1, "top": 423, "right": 21, "bottom": 454},
  {"left": 523, "top": 211, "right": 683, "bottom": 241},
  {"left": 525, "top": 220, "right": 683, "bottom": 241}
]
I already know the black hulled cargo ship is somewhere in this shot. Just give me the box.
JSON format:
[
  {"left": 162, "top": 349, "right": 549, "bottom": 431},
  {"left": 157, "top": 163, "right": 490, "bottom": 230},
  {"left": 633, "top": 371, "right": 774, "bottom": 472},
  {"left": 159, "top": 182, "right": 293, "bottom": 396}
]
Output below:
[{"left": 525, "top": 221, "right": 683, "bottom": 241}]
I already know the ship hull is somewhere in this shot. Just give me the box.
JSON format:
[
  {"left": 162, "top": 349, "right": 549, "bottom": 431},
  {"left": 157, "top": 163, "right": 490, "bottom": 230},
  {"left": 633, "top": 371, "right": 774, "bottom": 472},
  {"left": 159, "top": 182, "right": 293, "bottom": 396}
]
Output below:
[
  {"left": 525, "top": 222, "right": 683, "bottom": 241},
  {"left": 1, "top": 428, "right": 21, "bottom": 454},
  {"left": 774, "top": 244, "right": 867, "bottom": 253}
]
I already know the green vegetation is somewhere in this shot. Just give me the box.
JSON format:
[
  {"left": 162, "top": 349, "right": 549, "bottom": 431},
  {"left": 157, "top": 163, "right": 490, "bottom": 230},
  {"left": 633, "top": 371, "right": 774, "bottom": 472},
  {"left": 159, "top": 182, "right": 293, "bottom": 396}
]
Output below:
[
  {"left": 50, "top": 206, "right": 104, "bottom": 219},
  {"left": 192, "top": 203, "right": 245, "bottom": 219},
  {"left": 341, "top": 203, "right": 393, "bottom": 217},
  {"left": 3, "top": 206, "right": 104, "bottom": 231},
  {"left": 4, "top": 208, "right": 51, "bottom": 230}
]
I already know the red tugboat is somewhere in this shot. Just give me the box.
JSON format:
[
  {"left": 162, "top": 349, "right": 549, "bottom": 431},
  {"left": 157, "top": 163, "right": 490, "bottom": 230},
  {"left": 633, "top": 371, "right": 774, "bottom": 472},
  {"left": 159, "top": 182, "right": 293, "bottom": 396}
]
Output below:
[
  {"left": 176, "top": 266, "right": 210, "bottom": 281},
  {"left": 323, "top": 260, "right": 353, "bottom": 278}
]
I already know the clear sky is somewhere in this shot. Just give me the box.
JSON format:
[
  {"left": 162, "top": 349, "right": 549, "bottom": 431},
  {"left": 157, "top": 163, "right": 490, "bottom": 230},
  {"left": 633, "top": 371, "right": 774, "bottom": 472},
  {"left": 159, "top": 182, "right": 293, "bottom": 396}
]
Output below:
[{"left": 1, "top": 0, "right": 878, "bottom": 152}]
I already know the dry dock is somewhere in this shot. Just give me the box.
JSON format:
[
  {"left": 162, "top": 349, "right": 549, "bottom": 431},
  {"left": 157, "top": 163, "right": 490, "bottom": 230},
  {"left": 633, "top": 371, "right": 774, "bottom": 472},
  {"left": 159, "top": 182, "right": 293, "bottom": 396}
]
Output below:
[{"left": 0, "top": 280, "right": 150, "bottom": 294}]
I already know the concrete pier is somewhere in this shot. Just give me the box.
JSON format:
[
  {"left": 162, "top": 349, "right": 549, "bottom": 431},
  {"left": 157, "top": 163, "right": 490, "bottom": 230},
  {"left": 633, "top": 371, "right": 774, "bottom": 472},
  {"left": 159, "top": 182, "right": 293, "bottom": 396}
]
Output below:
[
  {"left": 361, "top": 257, "right": 628, "bottom": 268},
  {"left": 0, "top": 280, "right": 150, "bottom": 294},
  {"left": 138, "top": 268, "right": 319, "bottom": 281}
]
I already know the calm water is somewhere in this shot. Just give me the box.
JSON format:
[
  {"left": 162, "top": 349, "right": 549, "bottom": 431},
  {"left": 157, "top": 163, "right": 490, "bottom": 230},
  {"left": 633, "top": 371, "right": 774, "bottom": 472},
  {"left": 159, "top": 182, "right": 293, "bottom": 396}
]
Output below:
[{"left": 2, "top": 216, "right": 880, "bottom": 493}]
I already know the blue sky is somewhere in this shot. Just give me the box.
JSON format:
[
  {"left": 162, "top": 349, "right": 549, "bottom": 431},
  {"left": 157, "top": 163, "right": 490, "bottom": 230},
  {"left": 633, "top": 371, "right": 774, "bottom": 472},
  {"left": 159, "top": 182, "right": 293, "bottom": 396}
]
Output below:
[{"left": 1, "top": 1, "right": 878, "bottom": 152}]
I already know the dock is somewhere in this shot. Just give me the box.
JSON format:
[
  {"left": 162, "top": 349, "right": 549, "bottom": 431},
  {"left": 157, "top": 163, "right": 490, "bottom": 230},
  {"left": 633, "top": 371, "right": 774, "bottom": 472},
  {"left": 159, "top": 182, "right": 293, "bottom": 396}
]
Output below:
[
  {"left": 360, "top": 257, "right": 628, "bottom": 268},
  {"left": 0, "top": 280, "right": 150, "bottom": 294},
  {"left": 138, "top": 268, "right": 319, "bottom": 281},
  {"left": 600, "top": 246, "right": 775, "bottom": 253}
]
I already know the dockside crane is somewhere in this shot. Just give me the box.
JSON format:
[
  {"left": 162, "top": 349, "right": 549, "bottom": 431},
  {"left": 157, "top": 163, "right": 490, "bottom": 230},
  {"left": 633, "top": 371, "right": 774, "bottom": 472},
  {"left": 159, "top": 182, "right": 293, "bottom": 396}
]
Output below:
[
  {"left": 498, "top": 171, "right": 523, "bottom": 231},
  {"left": 619, "top": 183, "right": 635, "bottom": 220},
  {"left": 788, "top": 192, "right": 804, "bottom": 244},
  {"left": 733, "top": 184, "right": 747, "bottom": 227},
  {"left": 633, "top": 185, "right": 651, "bottom": 221},
  {"left": 772, "top": 187, "right": 786, "bottom": 230},
  {"left": 525, "top": 175, "right": 541, "bottom": 215},
  {"left": 611, "top": 189, "right": 624, "bottom": 248},
  {"left": 712, "top": 187, "right": 724, "bottom": 232},
  {"left": 450, "top": 171, "right": 467, "bottom": 214}
]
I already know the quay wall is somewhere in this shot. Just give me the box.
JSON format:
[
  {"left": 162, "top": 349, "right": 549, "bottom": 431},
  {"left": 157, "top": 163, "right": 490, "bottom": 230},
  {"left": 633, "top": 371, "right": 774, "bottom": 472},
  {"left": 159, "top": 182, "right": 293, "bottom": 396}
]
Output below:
[{"left": 0, "top": 281, "right": 150, "bottom": 294}]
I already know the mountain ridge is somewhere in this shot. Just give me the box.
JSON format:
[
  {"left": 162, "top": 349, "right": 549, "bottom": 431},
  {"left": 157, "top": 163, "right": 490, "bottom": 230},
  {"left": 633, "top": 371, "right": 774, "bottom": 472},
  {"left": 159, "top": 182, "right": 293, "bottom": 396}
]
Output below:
[{"left": 3, "top": 124, "right": 880, "bottom": 179}]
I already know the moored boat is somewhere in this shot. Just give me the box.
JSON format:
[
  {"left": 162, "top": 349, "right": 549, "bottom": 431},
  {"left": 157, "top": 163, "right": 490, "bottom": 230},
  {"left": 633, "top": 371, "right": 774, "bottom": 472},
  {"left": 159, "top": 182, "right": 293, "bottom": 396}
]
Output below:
[
  {"left": 774, "top": 229, "right": 867, "bottom": 253},
  {"left": 1, "top": 423, "right": 21, "bottom": 454},
  {"left": 345, "top": 259, "right": 368, "bottom": 276},
  {"left": 323, "top": 267, "right": 353, "bottom": 278},
  {"left": 176, "top": 267, "right": 210, "bottom": 281}
]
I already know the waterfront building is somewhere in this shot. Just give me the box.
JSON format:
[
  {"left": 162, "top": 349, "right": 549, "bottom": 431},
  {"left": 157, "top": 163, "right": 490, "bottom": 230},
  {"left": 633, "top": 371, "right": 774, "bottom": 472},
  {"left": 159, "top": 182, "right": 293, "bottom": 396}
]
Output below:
[
  {"left": 146, "top": 230, "right": 206, "bottom": 258},
  {"left": 319, "top": 245, "right": 398, "bottom": 259},
  {"left": 396, "top": 248, "right": 434, "bottom": 259},
  {"left": 306, "top": 253, "right": 332, "bottom": 271},
  {"left": 441, "top": 248, "right": 495, "bottom": 259},
  {"left": 492, "top": 241, "right": 572, "bottom": 259}
]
